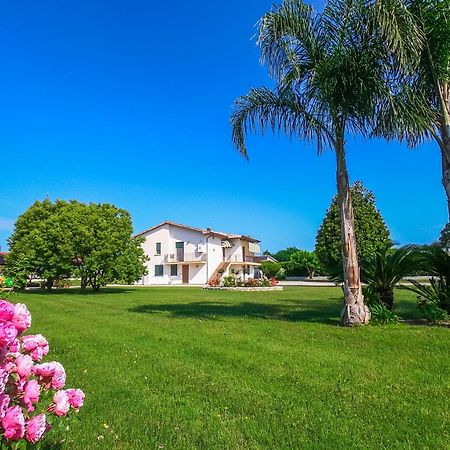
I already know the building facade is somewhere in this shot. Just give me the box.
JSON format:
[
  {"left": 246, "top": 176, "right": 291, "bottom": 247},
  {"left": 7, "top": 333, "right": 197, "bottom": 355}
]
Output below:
[{"left": 135, "top": 221, "right": 261, "bottom": 285}]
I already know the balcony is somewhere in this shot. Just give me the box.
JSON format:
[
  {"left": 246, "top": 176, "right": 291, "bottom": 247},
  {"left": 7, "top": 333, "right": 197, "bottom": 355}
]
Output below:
[
  {"left": 227, "top": 255, "right": 261, "bottom": 265},
  {"left": 164, "top": 253, "right": 207, "bottom": 264}
]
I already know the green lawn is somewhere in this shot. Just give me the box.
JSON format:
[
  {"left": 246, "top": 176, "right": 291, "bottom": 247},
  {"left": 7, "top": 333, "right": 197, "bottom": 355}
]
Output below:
[{"left": 9, "top": 287, "right": 450, "bottom": 449}]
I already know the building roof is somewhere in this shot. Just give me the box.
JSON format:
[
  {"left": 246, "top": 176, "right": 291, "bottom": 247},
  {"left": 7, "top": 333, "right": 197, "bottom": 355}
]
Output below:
[
  {"left": 134, "top": 220, "right": 260, "bottom": 243},
  {"left": 253, "top": 255, "right": 278, "bottom": 263}
]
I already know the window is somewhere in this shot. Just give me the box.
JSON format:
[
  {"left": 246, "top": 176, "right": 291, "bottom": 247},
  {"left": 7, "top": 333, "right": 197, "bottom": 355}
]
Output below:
[
  {"left": 154, "top": 265, "right": 163, "bottom": 277},
  {"left": 155, "top": 242, "right": 161, "bottom": 255},
  {"left": 170, "top": 265, "right": 178, "bottom": 276}
]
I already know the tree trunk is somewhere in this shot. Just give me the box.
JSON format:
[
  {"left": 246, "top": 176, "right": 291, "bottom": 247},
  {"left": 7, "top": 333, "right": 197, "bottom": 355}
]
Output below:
[
  {"left": 80, "top": 276, "right": 88, "bottom": 293},
  {"left": 45, "top": 278, "right": 54, "bottom": 291},
  {"left": 335, "top": 144, "right": 371, "bottom": 326},
  {"left": 440, "top": 109, "right": 450, "bottom": 220},
  {"left": 437, "top": 82, "right": 450, "bottom": 220},
  {"left": 379, "top": 287, "right": 394, "bottom": 311},
  {"left": 441, "top": 149, "right": 450, "bottom": 220}
]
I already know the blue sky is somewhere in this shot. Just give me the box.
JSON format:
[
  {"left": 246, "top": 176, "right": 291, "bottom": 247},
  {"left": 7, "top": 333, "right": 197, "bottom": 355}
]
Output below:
[{"left": 0, "top": 0, "right": 446, "bottom": 252}]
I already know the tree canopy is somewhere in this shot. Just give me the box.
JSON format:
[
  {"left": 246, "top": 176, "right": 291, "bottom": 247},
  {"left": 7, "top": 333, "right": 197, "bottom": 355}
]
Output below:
[
  {"left": 6, "top": 200, "right": 147, "bottom": 291},
  {"left": 315, "top": 181, "right": 391, "bottom": 274}
]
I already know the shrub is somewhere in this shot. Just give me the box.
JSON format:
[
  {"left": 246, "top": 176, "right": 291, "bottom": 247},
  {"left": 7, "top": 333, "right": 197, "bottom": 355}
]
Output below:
[
  {"left": 0, "top": 296, "right": 84, "bottom": 447},
  {"left": 361, "top": 245, "right": 421, "bottom": 310},
  {"left": 419, "top": 302, "right": 448, "bottom": 322},
  {"left": 244, "top": 278, "right": 258, "bottom": 287},
  {"left": 403, "top": 246, "right": 450, "bottom": 319},
  {"left": 260, "top": 262, "right": 281, "bottom": 279},
  {"left": 275, "top": 267, "right": 286, "bottom": 280},
  {"left": 222, "top": 275, "right": 236, "bottom": 287},
  {"left": 369, "top": 303, "right": 400, "bottom": 325}
]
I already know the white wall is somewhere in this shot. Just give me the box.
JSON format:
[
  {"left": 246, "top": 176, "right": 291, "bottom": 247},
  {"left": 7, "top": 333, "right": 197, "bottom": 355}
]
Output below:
[
  {"left": 138, "top": 224, "right": 225, "bottom": 285},
  {"left": 138, "top": 224, "right": 261, "bottom": 285}
]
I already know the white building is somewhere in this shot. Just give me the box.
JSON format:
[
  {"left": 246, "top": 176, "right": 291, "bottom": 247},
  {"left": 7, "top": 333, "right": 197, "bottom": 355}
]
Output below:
[{"left": 135, "top": 221, "right": 262, "bottom": 285}]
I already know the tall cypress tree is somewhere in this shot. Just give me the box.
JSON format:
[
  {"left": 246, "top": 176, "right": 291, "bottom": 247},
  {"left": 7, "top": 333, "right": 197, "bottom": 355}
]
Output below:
[{"left": 315, "top": 182, "right": 391, "bottom": 274}]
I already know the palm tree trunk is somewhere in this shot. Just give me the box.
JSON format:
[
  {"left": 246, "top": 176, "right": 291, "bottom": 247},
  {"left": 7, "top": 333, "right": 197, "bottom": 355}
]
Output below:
[
  {"left": 440, "top": 97, "right": 450, "bottom": 219},
  {"left": 335, "top": 142, "right": 371, "bottom": 326},
  {"left": 441, "top": 147, "right": 450, "bottom": 220},
  {"left": 437, "top": 82, "right": 450, "bottom": 220}
]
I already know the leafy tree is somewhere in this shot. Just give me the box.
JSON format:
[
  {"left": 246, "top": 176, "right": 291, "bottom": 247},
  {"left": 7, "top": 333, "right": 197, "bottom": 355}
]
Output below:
[
  {"left": 7, "top": 200, "right": 147, "bottom": 291},
  {"left": 288, "top": 250, "right": 321, "bottom": 279},
  {"left": 315, "top": 181, "right": 391, "bottom": 275},
  {"left": 69, "top": 203, "right": 148, "bottom": 291},
  {"left": 373, "top": 0, "right": 450, "bottom": 218},
  {"left": 273, "top": 247, "right": 300, "bottom": 262},
  {"left": 7, "top": 199, "right": 74, "bottom": 289},
  {"left": 260, "top": 261, "right": 281, "bottom": 279},
  {"left": 230, "top": 0, "right": 396, "bottom": 325}
]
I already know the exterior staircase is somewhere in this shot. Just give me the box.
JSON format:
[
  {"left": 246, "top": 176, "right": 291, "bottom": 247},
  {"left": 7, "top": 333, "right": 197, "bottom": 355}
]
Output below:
[{"left": 208, "top": 261, "right": 230, "bottom": 286}]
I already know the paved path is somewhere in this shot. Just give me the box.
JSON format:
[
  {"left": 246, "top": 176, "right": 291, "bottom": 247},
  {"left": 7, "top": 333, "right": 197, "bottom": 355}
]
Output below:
[{"left": 279, "top": 280, "right": 339, "bottom": 287}]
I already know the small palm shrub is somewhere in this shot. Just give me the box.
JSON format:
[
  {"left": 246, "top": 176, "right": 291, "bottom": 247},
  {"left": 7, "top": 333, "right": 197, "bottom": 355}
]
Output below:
[
  {"left": 403, "top": 245, "right": 450, "bottom": 322},
  {"left": 419, "top": 301, "right": 448, "bottom": 323},
  {"left": 361, "top": 245, "right": 421, "bottom": 311},
  {"left": 369, "top": 302, "right": 400, "bottom": 325}
]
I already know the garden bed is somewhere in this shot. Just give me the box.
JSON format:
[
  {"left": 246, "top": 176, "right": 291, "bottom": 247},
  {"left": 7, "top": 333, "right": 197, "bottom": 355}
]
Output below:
[{"left": 203, "top": 286, "right": 283, "bottom": 291}]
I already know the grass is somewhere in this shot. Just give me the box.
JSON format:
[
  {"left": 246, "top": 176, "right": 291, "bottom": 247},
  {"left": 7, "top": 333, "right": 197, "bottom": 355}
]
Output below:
[{"left": 7, "top": 286, "right": 450, "bottom": 449}]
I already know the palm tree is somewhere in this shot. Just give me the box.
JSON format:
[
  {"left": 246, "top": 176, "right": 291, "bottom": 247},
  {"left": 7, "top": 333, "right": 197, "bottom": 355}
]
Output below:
[
  {"left": 373, "top": 0, "right": 450, "bottom": 218},
  {"left": 361, "top": 245, "right": 421, "bottom": 310},
  {"left": 404, "top": 245, "right": 450, "bottom": 314},
  {"left": 231, "top": 0, "right": 396, "bottom": 326}
]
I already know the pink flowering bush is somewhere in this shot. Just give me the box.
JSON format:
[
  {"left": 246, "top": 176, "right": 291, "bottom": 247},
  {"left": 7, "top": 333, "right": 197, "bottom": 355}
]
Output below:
[{"left": 0, "top": 299, "right": 84, "bottom": 449}]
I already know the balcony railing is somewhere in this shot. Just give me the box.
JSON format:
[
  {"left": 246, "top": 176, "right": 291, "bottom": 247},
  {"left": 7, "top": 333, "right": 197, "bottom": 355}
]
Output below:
[
  {"left": 227, "top": 255, "right": 259, "bottom": 263},
  {"left": 164, "top": 253, "right": 207, "bottom": 263}
]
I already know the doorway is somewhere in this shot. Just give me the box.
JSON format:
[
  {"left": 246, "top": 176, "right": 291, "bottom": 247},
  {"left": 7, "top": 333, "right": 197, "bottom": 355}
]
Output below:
[
  {"left": 176, "top": 242, "right": 184, "bottom": 262},
  {"left": 182, "top": 265, "right": 189, "bottom": 284}
]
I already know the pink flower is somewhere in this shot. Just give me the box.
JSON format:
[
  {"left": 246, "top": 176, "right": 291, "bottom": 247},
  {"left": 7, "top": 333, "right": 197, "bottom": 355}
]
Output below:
[
  {"left": 53, "top": 390, "right": 70, "bottom": 416},
  {"left": 0, "top": 394, "right": 10, "bottom": 420},
  {"left": 66, "top": 389, "right": 85, "bottom": 410},
  {"left": 15, "top": 354, "right": 33, "bottom": 379},
  {"left": 11, "top": 304, "right": 31, "bottom": 333},
  {"left": 0, "top": 301, "right": 14, "bottom": 323},
  {"left": 2, "top": 405, "right": 25, "bottom": 440},
  {"left": 9, "top": 339, "right": 20, "bottom": 355},
  {"left": 23, "top": 380, "right": 40, "bottom": 412},
  {"left": 25, "top": 413, "right": 46, "bottom": 444},
  {"left": 21, "top": 335, "right": 49, "bottom": 362},
  {"left": 32, "top": 362, "right": 66, "bottom": 389},
  {"left": 0, "top": 322, "right": 18, "bottom": 347}
]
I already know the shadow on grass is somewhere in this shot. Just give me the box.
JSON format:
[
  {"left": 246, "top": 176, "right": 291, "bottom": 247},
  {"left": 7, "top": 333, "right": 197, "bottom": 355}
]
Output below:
[
  {"left": 15, "top": 287, "right": 135, "bottom": 296},
  {"left": 128, "top": 300, "right": 340, "bottom": 324}
]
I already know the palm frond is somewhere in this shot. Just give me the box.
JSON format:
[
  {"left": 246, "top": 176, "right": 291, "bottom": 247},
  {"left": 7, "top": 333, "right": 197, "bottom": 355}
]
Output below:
[
  {"left": 230, "top": 87, "right": 332, "bottom": 158},
  {"left": 257, "top": 0, "right": 323, "bottom": 82},
  {"left": 372, "top": 0, "right": 424, "bottom": 69}
]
